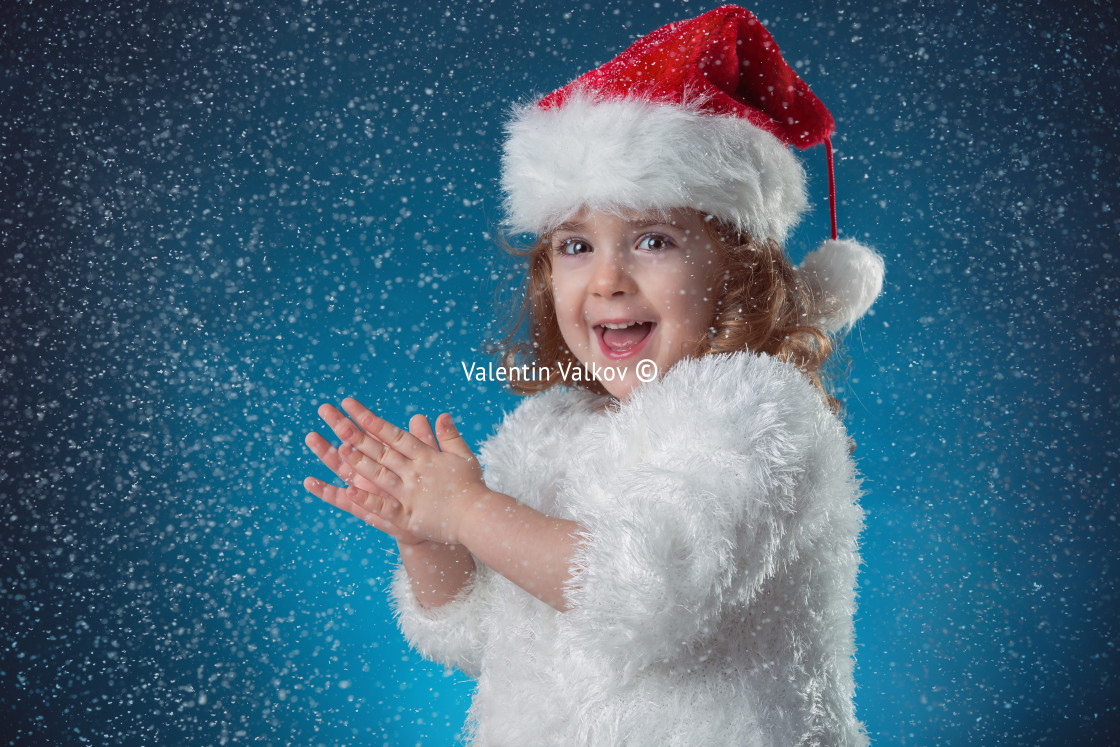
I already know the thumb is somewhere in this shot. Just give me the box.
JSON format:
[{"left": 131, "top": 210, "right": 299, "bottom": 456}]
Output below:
[
  {"left": 434, "top": 413, "right": 475, "bottom": 460},
  {"left": 408, "top": 413, "right": 438, "bottom": 450}
]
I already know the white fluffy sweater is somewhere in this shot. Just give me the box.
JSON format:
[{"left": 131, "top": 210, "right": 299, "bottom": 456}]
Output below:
[{"left": 390, "top": 351, "right": 868, "bottom": 746}]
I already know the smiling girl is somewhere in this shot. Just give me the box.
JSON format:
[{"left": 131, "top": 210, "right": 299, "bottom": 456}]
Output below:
[
  {"left": 305, "top": 6, "right": 883, "bottom": 745},
  {"left": 545, "top": 209, "right": 725, "bottom": 400}
]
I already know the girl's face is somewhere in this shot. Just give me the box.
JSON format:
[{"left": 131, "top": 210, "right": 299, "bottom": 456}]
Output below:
[{"left": 549, "top": 208, "right": 725, "bottom": 400}]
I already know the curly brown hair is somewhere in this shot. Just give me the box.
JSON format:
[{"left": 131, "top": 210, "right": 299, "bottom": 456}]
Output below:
[{"left": 491, "top": 215, "right": 841, "bottom": 414}]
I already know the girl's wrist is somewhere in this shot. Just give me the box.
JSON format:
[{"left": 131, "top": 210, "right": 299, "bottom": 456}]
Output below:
[
  {"left": 449, "top": 485, "right": 501, "bottom": 551},
  {"left": 396, "top": 534, "right": 434, "bottom": 548},
  {"left": 398, "top": 536, "right": 476, "bottom": 609}
]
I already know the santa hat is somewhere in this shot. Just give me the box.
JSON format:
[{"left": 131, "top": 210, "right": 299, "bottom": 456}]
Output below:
[{"left": 500, "top": 4, "right": 883, "bottom": 333}]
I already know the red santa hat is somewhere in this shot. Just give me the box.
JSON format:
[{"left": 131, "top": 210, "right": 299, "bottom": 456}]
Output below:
[{"left": 500, "top": 4, "right": 883, "bottom": 333}]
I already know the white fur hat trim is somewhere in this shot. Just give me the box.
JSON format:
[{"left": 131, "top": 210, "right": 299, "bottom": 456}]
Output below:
[
  {"left": 798, "top": 239, "right": 885, "bottom": 333},
  {"left": 501, "top": 94, "right": 808, "bottom": 241}
]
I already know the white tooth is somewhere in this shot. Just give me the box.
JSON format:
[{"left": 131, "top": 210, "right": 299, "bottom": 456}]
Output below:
[{"left": 602, "top": 321, "right": 639, "bottom": 329}]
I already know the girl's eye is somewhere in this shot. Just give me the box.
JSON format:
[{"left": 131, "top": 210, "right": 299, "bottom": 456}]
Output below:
[
  {"left": 555, "top": 239, "right": 591, "bottom": 256},
  {"left": 637, "top": 234, "right": 673, "bottom": 252}
]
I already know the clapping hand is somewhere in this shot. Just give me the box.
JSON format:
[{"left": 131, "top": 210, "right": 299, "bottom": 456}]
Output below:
[{"left": 304, "top": 398, "right": 486, "bottom": 546}]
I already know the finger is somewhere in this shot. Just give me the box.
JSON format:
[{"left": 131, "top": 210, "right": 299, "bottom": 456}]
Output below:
[
  {"left": 409, "top": 414, "right": 439, "bottom": 450},
  {"left": 346, "top": 482, "right": 410, "bottom": 528},
  {"left": 360, "top": 508, "right": 414, "bottom": 541},
  {"left": 304, "top": 476, "right": 360, "bottom": 513},
  {"left": 305, "top": 476, "right": 397, "bottom": 523},
  {"left": 316, "top": 403, "right": 402, "bottom": 463},
  {"left": 338, "top": 441, "right": 404, "bottom": 496},
  {"left": 434, "top": 413, "right": 476, "bottom": 460},
  {"left": 305, "top": 431, "right": 381, "bottom": 494},
  {"left": 304, "top": 477, "right": 410, "bottom": 537},
  {"left": 340, "top": 398, "right": 426, "bottom": 460}
]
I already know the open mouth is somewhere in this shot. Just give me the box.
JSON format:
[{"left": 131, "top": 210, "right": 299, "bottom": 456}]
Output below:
[{"left": 595, "top": 321, "right": 655, "bottom": 359}]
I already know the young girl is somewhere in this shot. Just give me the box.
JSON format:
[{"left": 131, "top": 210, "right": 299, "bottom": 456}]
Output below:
[{"left": 304, "top": 6, "right": 883, "bottom": 745}]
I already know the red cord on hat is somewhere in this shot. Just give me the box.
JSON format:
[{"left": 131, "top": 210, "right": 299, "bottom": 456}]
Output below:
[{"left": 826, "top": 137, "right": 837, "bottom": 241}]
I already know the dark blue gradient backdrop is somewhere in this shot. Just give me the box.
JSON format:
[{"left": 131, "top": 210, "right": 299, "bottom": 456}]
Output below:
[{"left": 2, "top": 1, "right": 1117, "bottom": 744}]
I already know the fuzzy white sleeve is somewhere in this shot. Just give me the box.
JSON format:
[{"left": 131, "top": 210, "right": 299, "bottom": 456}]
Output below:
[
  {"left": 557, "top": 353, "right": 825, "bottom": 673},
  {"left": 388, "top": 561, "right": 496, "bottom": 678},
  {"left": 386, "top": 389, "right": 578, "bottom": 677}
]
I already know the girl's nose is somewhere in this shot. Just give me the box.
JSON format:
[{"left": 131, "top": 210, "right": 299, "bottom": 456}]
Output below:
[{"left": 587, "top": 252, "right": 636, "bottom": 296}]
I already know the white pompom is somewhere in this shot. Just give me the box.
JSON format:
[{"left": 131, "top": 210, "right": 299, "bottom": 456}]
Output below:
[{"left": 798, "top": 239, "right": 885, "bottom": 334}]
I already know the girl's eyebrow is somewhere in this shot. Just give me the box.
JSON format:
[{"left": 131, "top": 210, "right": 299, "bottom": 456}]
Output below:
[{"left": 553, "top": 219, "right": 682, "bottom": 234}]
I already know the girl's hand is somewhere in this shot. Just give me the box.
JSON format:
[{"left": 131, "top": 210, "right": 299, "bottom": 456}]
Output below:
[
  {"left": 305, "top": 413, "right": 426, "bottom": 546},
  {"left": 305, "top": 398, "right": 486, "bottom": 546}
]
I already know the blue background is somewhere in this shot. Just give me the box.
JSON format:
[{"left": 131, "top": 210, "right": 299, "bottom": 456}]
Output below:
[{"left": 2, "top": 0, "right": 1116, "bottom": 744}]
